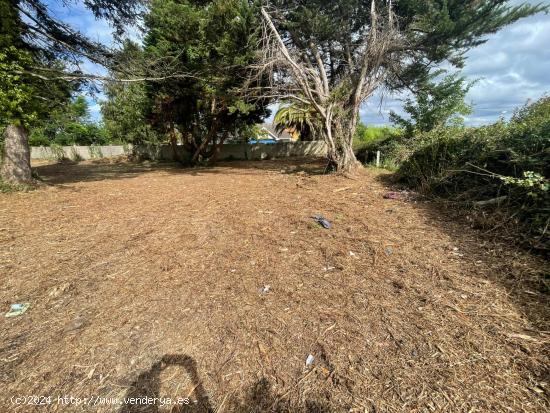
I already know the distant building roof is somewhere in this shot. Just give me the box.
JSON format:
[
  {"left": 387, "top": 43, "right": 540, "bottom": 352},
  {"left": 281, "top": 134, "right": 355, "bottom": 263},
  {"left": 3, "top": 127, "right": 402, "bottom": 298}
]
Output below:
[{"left": 260, "top": 123, "right": 293, "bottom": 141}]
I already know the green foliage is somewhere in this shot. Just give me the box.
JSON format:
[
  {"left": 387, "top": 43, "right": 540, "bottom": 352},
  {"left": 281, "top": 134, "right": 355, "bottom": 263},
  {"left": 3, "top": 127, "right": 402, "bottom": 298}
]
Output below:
[
  {"left": 268, "top": 0, "right": 545, "bottom": 142},
  {"left": 500, "top": 171, "right": 549, "bottom": 197},
  {"left": 387, "top": 1, "right": 547, "bottom": 86},
  {"left": 390, "top": 72, "right": 474, "bottom": 136},
  {"left": 354, "top": 124, "right": 400, "bottom": 145},
  {"left": 140, "top": 0, "right": 269, "bottom": 158},
  {"left": 0, "top": 178, "right": 34, "bottom": 193},
  {"left": 0, "top": 0, "right": 139, "bottom": 128},
  {"left": 274, "top": 102, "right": 321, "bottom": 141},
  {"left": 353, "top": 124, "right": 403, "bottom": 165},
  {"left": 376, "top": 97, "right": 550, "bottom": 250},
  {"left": 0, "top": 46, "right": 38, "bottom": 126},
  {"left": 28, "top": 95, "right": 109, "bottom": 146},
  {"left": 101, "top": 66, "right": 161, "bottom": 144}
]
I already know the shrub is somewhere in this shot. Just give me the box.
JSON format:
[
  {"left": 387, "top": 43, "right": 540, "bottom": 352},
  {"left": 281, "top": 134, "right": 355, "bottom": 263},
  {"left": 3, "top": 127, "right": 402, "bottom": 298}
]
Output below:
[
  {"left": 373, "top": 97, "right": 550, "bottom": 250},
  {"left": 353, "top": 124, "right": 403, "bottom": 163}
]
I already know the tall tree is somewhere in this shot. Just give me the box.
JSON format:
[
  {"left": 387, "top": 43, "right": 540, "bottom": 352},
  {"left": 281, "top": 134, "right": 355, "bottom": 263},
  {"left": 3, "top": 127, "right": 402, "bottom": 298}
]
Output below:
[
  {"left": 250, "top": 0, "right": 546, "bottom": 172},
  {"left": 101, "top": 41, "right": 159, "bottom": 145},
  {"left": 390, "top": 71, "right": 473, "bottom": 136},
  {"left": 140, "top": 0, "right": 270, "bottom": 164},
  {"left": 0, "top": 0, "right": 142, "bottom": 184}
]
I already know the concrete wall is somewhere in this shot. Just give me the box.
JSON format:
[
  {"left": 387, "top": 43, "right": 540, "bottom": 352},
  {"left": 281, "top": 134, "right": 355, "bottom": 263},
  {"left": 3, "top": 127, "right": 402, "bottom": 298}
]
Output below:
[
  {"left": 31, "top": 145, "right": 131, "bottom": 160},
  {"left": 137, "top": 142, "right": 328, "bottom": 161},
  {"left": 31, "top": 142, "right": 328, "bottom": 161}
]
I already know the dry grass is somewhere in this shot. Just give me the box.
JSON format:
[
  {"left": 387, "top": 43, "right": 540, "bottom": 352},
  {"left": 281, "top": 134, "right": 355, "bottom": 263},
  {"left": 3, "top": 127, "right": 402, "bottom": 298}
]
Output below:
[{"left": 0, "top": 158, "right": 548, "bottom": 412}]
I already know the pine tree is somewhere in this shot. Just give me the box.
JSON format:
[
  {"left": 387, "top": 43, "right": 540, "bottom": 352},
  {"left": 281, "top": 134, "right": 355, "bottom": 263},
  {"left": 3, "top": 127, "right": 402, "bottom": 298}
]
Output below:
[
  {"left": 253, "top": 0, "right": 547, "bottom": 172},
  {"left": 0, "top": 0, "right": 142, "bottom": 184}
]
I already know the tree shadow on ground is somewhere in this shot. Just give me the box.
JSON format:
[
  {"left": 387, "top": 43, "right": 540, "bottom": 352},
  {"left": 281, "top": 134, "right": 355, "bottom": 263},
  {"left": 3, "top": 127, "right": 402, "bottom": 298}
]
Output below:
[
  {"left": 119, "top": 354, "right": 330, "bottom": 413},
  {"left": 374, "top": 172, "right": 549, "bottom": 331},
  {"left": 31, "top": 158, "right": 328, "bottom": 186}
]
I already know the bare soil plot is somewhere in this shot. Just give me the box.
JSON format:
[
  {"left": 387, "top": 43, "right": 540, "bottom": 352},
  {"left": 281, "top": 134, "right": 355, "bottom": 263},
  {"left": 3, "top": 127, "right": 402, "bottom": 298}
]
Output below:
[{"left": 1, "top": 159, "right": 548, "bottom": 412}]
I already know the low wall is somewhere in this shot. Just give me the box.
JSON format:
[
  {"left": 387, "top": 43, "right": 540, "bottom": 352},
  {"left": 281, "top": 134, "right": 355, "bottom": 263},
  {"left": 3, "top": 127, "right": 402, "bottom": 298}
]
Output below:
[
  {"left": 31, "top": 142, "right": 328, "bottom": 161},
  {"left": 136, "top": 141, "right": 328, "bottom": 161},
  {"left": 31, "top": 145, "right": 131, "bottom": 160}
]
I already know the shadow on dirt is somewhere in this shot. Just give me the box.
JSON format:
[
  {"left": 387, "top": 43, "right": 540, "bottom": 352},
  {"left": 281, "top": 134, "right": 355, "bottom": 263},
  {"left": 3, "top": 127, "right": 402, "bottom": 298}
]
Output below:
[
  {"left": 119, "top": 354, "right": 329, "bottom": 413},
  {"left": 32, "top": 158, "right": 328, "bottom": 186},
  {"left": 374, "top": 171, "right": 549, "bottom": 331}
]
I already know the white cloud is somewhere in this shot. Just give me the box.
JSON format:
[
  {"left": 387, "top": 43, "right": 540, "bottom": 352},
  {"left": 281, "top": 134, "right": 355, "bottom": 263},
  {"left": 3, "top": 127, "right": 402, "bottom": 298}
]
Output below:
[
  {"left": 360, "top": 2, "right": 550, "bottom": 126},
  {"left": 43, "top": 1, "right": 550, "bottom": 126}
]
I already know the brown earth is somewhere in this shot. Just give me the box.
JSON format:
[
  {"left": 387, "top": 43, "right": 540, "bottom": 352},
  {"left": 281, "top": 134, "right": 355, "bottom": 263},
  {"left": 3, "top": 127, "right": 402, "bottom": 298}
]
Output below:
[{"left": 0, "top": 158, "right": 548, "bottom": 412}]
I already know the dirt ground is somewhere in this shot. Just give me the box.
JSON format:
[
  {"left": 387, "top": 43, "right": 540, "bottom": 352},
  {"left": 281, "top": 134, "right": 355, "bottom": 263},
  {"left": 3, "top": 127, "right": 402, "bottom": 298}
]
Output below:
[{"left": 1, "top": 158, "right": 548, "bottom": 413}]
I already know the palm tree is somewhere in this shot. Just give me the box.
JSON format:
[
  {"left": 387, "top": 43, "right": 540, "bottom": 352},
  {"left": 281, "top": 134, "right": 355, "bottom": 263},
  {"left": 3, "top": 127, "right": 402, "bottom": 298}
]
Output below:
[{"left": 274, "top": 102, "right": 322, "bottom": 141}]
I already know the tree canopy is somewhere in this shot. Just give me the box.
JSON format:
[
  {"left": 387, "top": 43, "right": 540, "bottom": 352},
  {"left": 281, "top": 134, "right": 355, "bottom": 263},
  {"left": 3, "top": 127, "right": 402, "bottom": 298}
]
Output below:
[
  {"left": 139, "top": 0, "right": 270, "bottom": 163},
  {"left": 250, "top": 0, "right": 546, "bottom": 171},
  {"left": 0, "top": 0, "right": 143, "bottom": 183},
  {"left": 1, "top": 0, "right": 548, "bottom": 184},
  {"left": 390, "top": 71, "right": 474, "bottom": 136}
]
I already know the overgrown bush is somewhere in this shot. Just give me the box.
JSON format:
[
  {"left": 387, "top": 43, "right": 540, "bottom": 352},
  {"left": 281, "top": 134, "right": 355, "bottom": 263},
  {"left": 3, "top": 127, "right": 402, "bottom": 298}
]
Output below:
[
  {"left": 371, "top": 97, "right": 550, "bottom": 250},
  {"left": 353, "top": 124, "right": 403, "bottom": 165}
]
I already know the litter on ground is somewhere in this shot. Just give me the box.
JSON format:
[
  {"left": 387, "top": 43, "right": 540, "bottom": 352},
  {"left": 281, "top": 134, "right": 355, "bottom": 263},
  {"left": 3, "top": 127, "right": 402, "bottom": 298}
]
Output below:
[
  {"left": 383, "top": 192, "right": 401, "bottom": 200},
  {"left": 5, "top": 303, "right": 30, "bottom": 318},
  {"left": 312, "top": 215, "right": 332, "bottom": 229}
]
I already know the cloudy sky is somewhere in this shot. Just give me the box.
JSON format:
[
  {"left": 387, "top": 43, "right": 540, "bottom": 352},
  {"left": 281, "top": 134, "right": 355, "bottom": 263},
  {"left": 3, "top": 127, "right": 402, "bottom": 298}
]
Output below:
[{"left": 45, "top": 0, "right": 550, "bottom": 126}]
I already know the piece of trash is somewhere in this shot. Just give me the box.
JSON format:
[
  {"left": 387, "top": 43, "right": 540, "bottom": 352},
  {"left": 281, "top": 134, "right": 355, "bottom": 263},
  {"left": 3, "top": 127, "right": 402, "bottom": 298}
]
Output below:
[
  {"left": 383, "top": 192, "right": 400, "bottom": 200},
  {"left": 305, "top": 354, "right": 315, "bottom": 367},
  {"left": 323, "top": 266, "right": 335, "bottom": 271},
  {"left": 5, "top": 303, "right": 30, "bottom": 318},
  {"left": 349, "top": 251, "right": 358, "bottom": 259},
  {"left": 385, "top": 247, "right": 394, "bottom": 256},
  {"left": 258, "top": 285, "right": 271, "bottom": 295},
  {"left": 280, "top": 247, "right": 289, "bottom": 252},
  {"left": 312, "top": 215, "right": 332, "bottom": 229}
]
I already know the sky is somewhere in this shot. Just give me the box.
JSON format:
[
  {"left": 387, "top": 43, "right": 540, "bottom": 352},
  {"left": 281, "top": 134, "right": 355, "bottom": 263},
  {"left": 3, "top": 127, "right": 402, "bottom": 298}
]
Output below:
[{"left": 44, "top": 0, "right": 550, "bottom": 126}]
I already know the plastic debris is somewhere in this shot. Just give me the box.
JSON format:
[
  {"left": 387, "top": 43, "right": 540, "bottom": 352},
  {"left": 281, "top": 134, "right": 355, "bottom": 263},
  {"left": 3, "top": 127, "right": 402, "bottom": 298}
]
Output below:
[
  {"left": 385, "top": 246, "right": 394, "bottom": 256},
  {"left": 305, "top": 354, "right": 315, "bottom": 367},
  {"left": 383, "top": 192, "right": 400, "bottom": 200},
  {"left": 258, "top": 285, "right": 271, "bottom": 295},
  {"left": 5, "top": 303, "right": 30, "bottom": 318},
  {"left": 312, "top": 215, "right": 332, "bottom": 229}
]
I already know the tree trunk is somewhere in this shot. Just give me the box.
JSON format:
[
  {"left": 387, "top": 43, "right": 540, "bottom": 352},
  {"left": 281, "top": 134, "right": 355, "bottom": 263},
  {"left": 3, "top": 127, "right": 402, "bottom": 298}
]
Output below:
[
  {"left": 1, "top": 124, "right": 32, "bottom": 184},
  {"left": 168, "top": 122, "right": 184, "bottom": 164},
  {"left": 324, "top": 112, "right": 361, "bottom": 174}
]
